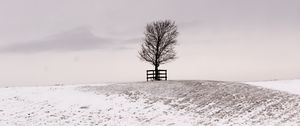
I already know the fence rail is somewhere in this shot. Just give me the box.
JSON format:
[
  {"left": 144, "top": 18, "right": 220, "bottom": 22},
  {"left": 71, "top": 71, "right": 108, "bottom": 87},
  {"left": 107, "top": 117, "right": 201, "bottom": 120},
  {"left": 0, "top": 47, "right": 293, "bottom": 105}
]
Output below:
[{"left": 146, "top": 70, "right": 167, "bottom": 81}]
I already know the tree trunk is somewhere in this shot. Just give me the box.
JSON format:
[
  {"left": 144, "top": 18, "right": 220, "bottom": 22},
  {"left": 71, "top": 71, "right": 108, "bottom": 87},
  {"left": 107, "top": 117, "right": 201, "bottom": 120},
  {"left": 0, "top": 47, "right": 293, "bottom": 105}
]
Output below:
[{"left": 155, "top": 65, "right": 159, "bottom": 81}]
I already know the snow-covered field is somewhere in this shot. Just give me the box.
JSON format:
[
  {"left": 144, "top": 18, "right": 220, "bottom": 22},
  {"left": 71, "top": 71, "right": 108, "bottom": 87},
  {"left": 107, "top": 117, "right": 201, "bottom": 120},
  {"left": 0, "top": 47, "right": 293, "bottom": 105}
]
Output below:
[
  {"left": 0, "top": 80, "right": 300, "bottom": 126},
  {"left": 246, "top": 79, "right": 300, "bottom": 95}
]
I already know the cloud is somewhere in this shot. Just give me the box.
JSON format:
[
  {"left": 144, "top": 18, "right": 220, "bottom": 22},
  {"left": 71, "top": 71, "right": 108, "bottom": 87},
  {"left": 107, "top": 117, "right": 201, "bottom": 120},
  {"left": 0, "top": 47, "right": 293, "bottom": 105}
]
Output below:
[{"left": 0, "top": 27, "right": 116, "bottom": 53}]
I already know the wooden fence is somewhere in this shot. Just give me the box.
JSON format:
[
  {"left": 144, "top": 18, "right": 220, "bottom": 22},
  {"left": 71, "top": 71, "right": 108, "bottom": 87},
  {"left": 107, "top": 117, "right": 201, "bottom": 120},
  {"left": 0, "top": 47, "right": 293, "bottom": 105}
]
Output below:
[{"left": 146, "top": 70, "right": 167, "bottom": 81}]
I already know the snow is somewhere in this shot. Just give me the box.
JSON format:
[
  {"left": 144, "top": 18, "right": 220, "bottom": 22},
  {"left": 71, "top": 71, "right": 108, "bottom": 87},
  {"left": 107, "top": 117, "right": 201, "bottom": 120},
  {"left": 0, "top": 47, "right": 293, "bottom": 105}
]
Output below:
[
  {"left": 0, "top": 80, "right": 300, "bottom": 125},
  {"left": 0, "top": 85, "right": 198, "bottom": 126},
  {"left": 246, "top": 79, "right": 300, "bottom": 95}
]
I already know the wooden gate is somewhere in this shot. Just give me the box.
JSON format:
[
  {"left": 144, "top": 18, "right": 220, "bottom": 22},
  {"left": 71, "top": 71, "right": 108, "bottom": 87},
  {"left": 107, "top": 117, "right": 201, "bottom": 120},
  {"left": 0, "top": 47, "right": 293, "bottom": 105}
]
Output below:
[{"left": 146, "top": 70, "right": 167, "bottom": 81}]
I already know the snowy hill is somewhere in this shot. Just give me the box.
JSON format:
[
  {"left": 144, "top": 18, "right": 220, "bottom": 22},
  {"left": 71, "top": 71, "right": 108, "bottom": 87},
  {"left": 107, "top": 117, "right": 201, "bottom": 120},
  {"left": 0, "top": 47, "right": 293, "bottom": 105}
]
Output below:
[{"left": 1, "top": 80, "right": 300, "bottom": 125}]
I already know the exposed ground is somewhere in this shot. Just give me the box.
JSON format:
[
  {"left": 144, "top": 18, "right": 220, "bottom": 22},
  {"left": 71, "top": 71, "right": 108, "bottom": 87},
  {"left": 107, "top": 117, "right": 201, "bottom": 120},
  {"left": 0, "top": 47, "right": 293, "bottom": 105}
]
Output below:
[{"left": 0, "top": 80, "right": 300, "bottom": 126}]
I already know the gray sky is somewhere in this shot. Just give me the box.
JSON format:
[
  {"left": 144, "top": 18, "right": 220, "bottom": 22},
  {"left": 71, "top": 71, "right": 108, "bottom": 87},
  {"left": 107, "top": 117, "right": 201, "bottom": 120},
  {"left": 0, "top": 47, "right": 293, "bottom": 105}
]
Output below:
[{"left": 0, "top": 0, "right": 300, "bottom": 86}]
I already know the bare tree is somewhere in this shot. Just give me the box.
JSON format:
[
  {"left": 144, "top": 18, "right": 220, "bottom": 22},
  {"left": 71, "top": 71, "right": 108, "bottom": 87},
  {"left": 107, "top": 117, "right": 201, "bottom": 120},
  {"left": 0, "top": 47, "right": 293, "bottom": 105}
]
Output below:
[{"left": 138, "top": 20, "right": 178, "bottom": 80}]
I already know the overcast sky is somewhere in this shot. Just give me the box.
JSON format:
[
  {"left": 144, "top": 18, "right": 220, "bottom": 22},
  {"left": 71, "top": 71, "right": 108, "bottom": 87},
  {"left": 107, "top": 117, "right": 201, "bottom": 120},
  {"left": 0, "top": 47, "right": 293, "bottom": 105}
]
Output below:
[{"left": 0, "top": 0, "right": 299, "bottom": 86}]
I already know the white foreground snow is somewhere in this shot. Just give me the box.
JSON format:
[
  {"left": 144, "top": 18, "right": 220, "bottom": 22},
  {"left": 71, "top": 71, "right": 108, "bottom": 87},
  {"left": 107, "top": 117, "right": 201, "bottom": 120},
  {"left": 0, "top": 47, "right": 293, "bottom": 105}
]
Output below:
[
  {"left": 0, "top": 85, "right": 198, "bottom": 126},
  {"left": 247, "top": 79, "right": 300, "bottom": 95},
  {"left": 1, "top": 80, "right": 300, "bottom": 126}
]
